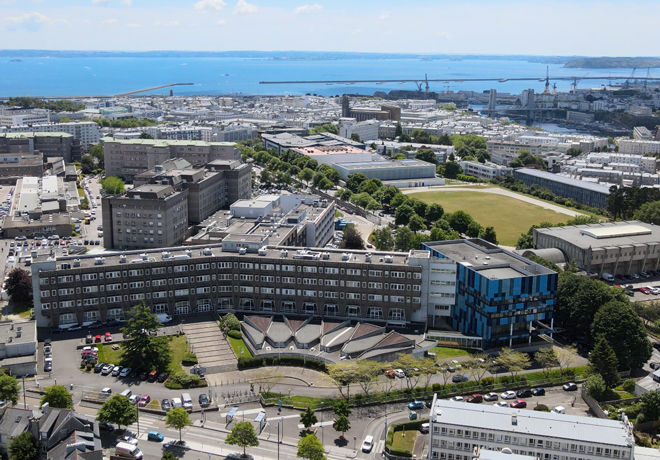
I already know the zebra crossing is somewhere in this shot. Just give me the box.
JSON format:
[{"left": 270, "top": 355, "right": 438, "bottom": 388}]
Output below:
[{"left": 125, "top": 413, "right": 164, "bottom": 436}]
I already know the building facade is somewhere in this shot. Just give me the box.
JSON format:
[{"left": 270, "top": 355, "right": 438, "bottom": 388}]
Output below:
[
  {"left": 2, "top": 121, "right": 101, "bottom": 148},
  {"left": 459, "top": 161, "right": 513, "bottom": 180},
  {"left": 513, "top": 169, "right": 610, "bottom": 209}
]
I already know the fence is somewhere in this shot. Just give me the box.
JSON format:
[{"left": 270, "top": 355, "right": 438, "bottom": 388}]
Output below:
[
  {"left": 224, "top": 393, "right": 262, "bottom": 407},
  {"left": 581, "top": 387, "right": 607, "bottom": 419}
]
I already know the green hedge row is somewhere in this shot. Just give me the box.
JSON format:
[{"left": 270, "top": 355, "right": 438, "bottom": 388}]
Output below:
[
  {"left": 181, "top": 353, "right": 198, "bottom": 366},
  {"left": 237, "top": 355, "right": 328, "bottom": 372},
  {"left": 227, "top": 330, "right": 243, "bottom": 340}
]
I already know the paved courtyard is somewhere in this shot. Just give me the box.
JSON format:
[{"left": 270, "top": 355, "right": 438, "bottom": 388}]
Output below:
[{"left": 183, "top": 318, "right": 237, "bottom": 373}]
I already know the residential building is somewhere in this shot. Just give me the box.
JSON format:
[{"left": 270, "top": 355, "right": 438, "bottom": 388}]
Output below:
[
  {"left": 587, "top": 153, "right": 658, "bottom": 174},
  {"left": 633, "top": 126, "right": 653, "bottom": 140},
  {"left": 427, "top": 398, "right": 634, "bottom": 460},
  {"left": 2, "top": 122, "right": 101, "bottom": 148},
  {"left": 332, "top": 159, "right": 442, "bottom": 187},
  {"left": 488, "top": 141, "right": 542, "bottom": 166},
  {"left": 513, "top": 169, "right": 610, "bottom": 209},
  {"left": 0, "top": 321, "right": 37, "bottom": 376},
  {"left": 101, "top": 184, "right": 189, "bottom": 250},
  {"left": 338, "top": 118, "right": 380, "bottom": 142},
  {"left": 0, "top": 132, "right": 75, "bottom": 163},
  {"left": 422, "top": 239, "right": 557, "bottom": 349},
  {"left": 533, "top": 221, "right": 660, "bottom": 277},
  {"left": 566, "top": 111, "right": 595, "bottom": 123},
  {"left": 617, "top": 139, "right": 660, "bottom": 155},
  {"left": 459, "top": 161, "right": 513, "bottom": 180},
  {"left": 102, "top": 138, "right": 240, "bottom": 181},
  {"left": 0, "top": 107, "right": 50, "bottom": 126}
]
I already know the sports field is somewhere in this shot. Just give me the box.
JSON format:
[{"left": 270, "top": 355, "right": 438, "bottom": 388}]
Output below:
[{"left": 410, "top": 190, "right": 568, "bottom": 246}]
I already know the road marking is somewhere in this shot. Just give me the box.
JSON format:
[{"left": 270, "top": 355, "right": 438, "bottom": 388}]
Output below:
[{"left": 376, "top": 440, "right": 384, "bottom": 453}]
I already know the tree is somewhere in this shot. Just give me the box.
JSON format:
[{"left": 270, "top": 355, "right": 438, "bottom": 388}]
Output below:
[
  {"left": 555, "top": 346, "right": 578, "bottom": 376},
  {"left": 446, "top": 211, "right": 475, "bottom": 234},
  {"left": 260, "top": 170, "right": 273, "bottom": 188},
  {"left": 394, "top": 122, "right": 403, "bottom": 138},
  {"left": 466, "top": 221, "right": 483, "bottom": 238},
  {"left": 251, "top": 369, "right": 284, "bottom": 394},
  {"left": 408, "top": 214, "right": 426, "bottom": 234},
  {"left": 355, "top": 359, "right": 384, "bottom": 397},
  {"left": 591, "top": 301, "right": 652, "bottom": 370},
  {"left": 584, "top": 374, "right": 606, "bottom": 401},
  {"left": 310, "top": 124, "right": 339, "bottom": 135},
  {"left": 300, "top": 407, "right": 318, "bottom": 431},
  {"left": 588, "top": 337, "right": 621, "bottom": 388},
  {"left": 345, "top": 173, "right": 368, "bottom": 194},
  {"left": 466, "top": 354, "right": 493, "bottom": 383},
  {"left": 394, "top": 204, "right": 415, "bottom": 226},
  {"left": 9, "top": 431, "right": 38, "bottom": 460},
  {"left": 120, "top": 303, "right": 171, "bottom": 372},
  {"left": 496, "top": 347, "right": 530, "bottom": 380},
  {"left": 101, "top": 176, "right": 125, "bottom": 195},
  {"left": 298, "top": 168, "right": 314, "bottom": 185},
  {"left": 443, "top": 161, "right": 462, "bottom": 179},
  {"left": 298, "top": 433, "right": 326, "bottom": 460},
  {"left": 634, "top": 201, "right": 660, "bottom": 225},
  {"left": 161, "top": 453, "right": 178, "bottom": 460},
  {"left": 339, "top": 226, "right": 365, "bottom": 250},
  {"left": 327, "top": 362, "right": 360, "bottom": 401},
  {"left": 4, "top": 268, "right": 32, "bottom": 303},
  {"left": 395, "top": 354, "right": 424, "bottom": 391},
  {"left": 317, "top": 177, "right": 334, "bottom": 191},
  {"left": 221, "top": 313, "right": 241, "bottom": 332},
  {"left": 425, "top": 203, "right": 444, "bottom": 223},
  {"left": 394, "top": 227, "right": 414, "bottom": 251},
  {"left": 0, "top": 374, "right": 20, "bottom": 406},
  {"left": 350, "top": 133, "right": 361, "bottom": 143},
  {"left": 40, "top": 385, "right": 73, "bottom": 409},
  {"left": 479, "top": 226, "right": 498, "bottom": 244},
  {"left": 96, "top": 395, "right": 137, "bottom": 430},
  {"left": 370, "top": 227, "right": 394, "bottom": 251},
  {"left": 534, "top": 348, "right": 558, "bottom": 379},
  {"left": 166, "top": 407, "right": 192, "bottom": 442},
  {"left": 226, "top": 421, "right": 259, "bottom": 458},
  {"left": 333, "top": 399, "right": 351, "bottom": 418},
  {"left": 640, "top": 390, "right": 660, "bottom": 422},
  {"left": 333, "top": 415, "right": 350, "bottom": 438},
  {"left": 415, "top": 149, "right": 439, "bottom": 165}
]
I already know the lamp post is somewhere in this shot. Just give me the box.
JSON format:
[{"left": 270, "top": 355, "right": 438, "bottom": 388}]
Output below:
[
  {"left": 22, "top": 375, "right": 26, "bottom": 409},
  {"left": 280, "top": 416, "right": 284, "bottom": 443},
  {"left": 320, "top": 402, "right": 324, "bottom": 447},
  {"left": 276, "top": 422, "right": 280, "bottom": 460},
  {"left": 136, "top": 405, "right": 140, "bottom": 436},
  {"left": 242, "top": 409, "right": 245, "bottom": 421}
]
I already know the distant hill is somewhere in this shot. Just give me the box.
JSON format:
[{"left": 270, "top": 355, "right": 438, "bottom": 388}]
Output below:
[{"left": 565, "top": 57, "right": 660, "bottom": 69}]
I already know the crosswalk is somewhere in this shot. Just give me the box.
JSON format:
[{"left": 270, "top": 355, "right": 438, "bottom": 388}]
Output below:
[{"left": 125, "top": 413, "right": 164, "bottom": 436}]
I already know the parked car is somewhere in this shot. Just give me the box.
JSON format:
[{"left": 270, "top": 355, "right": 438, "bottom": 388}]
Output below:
[
  {"left": 384, "top": 370, "right": 395, "bottom": 379},
  {"left": 419, "top": 422, "right": 430, "bottom": 434},
  {"left": 640, "top": 287, "right": 651, "bottom": 295},
  {"left": 393, "top": 369, "right": 405, "bottom": 378},
  {"left": 516, "top": 389, "right": 533, "bottom": 398},
  {"left": 104, "top": 332, "right": 113, "bottom": 342},
  {"left": 494, "top": 401, "right": 508, "bottom": 407},
  {"left": 116, "top": 435, "right": 138, "bottom": 446},
  {"left": 119, "top": 368, "right": 132, "bottom": 378},
  {"left": 98, "top": 422, "right": 114, "bottom": 432},
  {"left": 94, "top": 362, "right": 106, "bottom": 373},
  {"left": 531, "top": 388, "right": 546, "bottom": 396},
  {"left": 552, "top": 406, "right": 566, "bottom": 414},
  {"left": 199, "top": 394, "right": 210, "bottom": 408},
  {"left": 129, "top": 394, "right": 141, "bottom": 405},
  {"left": 94, "top": 335, "right": 102, "bottom": 343},
  {"left": 650, "top": 362, "right": 660, "bottom": 370},
  {"left": 147, "top": 431, "right": 164, "bottom": 442},
  {"left": 161, "top": 399, "right": 171, "bottom": 411},
  {"left": 563, "top": 383, "right": 578, "bottom": 392},
  {"left": 510, "top": 399, "right": 527, "bottom": 408},
  {"left": 451, "top": 396, "right": 465, "bottom": 402},
  {"left": 466, "top": 394, "right": 483, "bottom": 403},
  {"left": 111, "top": 366, "right": 121, "bottom": 377},
  {"left": 101, "top": 364, "right": 113, "bottom": 375},
  {"left": 408, "top": 400, "right": 424, "bottom": 410},
  {"left": 452, "top": 375, "right": 468, "bottom": 383},
  {"left": 500, "top": 391, "right": 517, "bottom": 400},
  {"left": 157, "top": 372, "right": 169, "bottom": 383},
  {"left": 484, "top": 392, "right": 499, "bottom": 401},
  {"left": 138, "top": 395, "right": 151, "bottom": 407}
]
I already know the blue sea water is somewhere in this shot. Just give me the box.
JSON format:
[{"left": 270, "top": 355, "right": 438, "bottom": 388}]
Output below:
[{"left": 0, "top": 57, "right": 639, "bottom": 98}]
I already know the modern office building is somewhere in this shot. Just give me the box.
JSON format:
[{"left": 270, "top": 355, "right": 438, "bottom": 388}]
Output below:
[
  {"left": 422, "top": 239, "right": 557, "bottom": 349},
  {"left": 332, "top": 159, "right": 442, "bottom": 187},
  {"left": 101, "top": 184, "right": 189, "bottom": 250},
  {"left": 102, "top": 138, "right": 240, "bottom": 181},
  {"left": 338, "top": 118, "right": 380, "bottom": 142},
  {"left": 513, "top": 169, "right": 610, "bottom": 209},
  {"left": 533, "top": 221, "right": 660, "bottom": 277},
  {"left": 427, "top": 398, "right": 634, "bottom": 460}
]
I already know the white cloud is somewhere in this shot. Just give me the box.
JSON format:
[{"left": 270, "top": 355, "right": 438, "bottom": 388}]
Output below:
[
  {"left": 2, "top": 11, "right": 65, "bottom": 30},
  {"left": 194, "top": 0, "right": 226, "bottom": 12},
  {"left": 216, "top": 19, "right": 227, "bottom": 25},
  {"left": 102, "top": 19, "right": 117, "bottom": 24},
  {"left": 378, "top": 11, "right": 390, "bottom": 20},
  {"left": 436, "top": 31, "right": 453, "bottom": 40},
  {"left": 92, "top": 0, "right": 112, "bottom": 4},
  {"left": 126, "top": 22, "right": 140, "bottom": 27},
  {"left": 121, "top": 0, "right": 132, "bottom": 5},
  {"left": 153, "top": 20, "right": 180, "bottom": 27},
  {"left": 234, "top": 0, "right": 257, "bottom": 14},
  {"left": 293, "top": 3, "right": 322, "bottom": 14}
]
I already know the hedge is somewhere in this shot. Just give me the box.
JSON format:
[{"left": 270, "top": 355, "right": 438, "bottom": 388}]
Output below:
[
  {"left": 227, "top": 330, "right": 243, "bottom": 340},
  {"left": 181, "top": 353, "right": 198, "bottom": 366},
  {"left": 237, "top": 355, "right": 328, "bottom": 372},
  {"left": 164, "top": 372, "right": 208, "bottom": 389},
  {"left": 385, "top": 419, "right": 429, "bottom": 458}
]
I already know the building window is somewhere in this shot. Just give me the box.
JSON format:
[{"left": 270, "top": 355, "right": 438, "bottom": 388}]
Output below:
[
  {"left": 302, "top": 302, "right": 317, "bottom": 315},
  {"left": 346, "top": 305, "right": 360, "bottom": 317},
  {"left": 281, "top": 301, "right": 295, "bottom": 313},
  {"left": 323, "top": 304, "right": 339, "bottom": 317},
  {"left": 260, "top": 300, "right": 275, "bottom": 312},
  {"left": 388, "top": 308, "right": 405, "bottom": 321},
  {"left": 366, "top": 307, "right": 383, "bottom": 319},
  {"left": 240, "top": 298, "right": 255, "bottom": 310}
]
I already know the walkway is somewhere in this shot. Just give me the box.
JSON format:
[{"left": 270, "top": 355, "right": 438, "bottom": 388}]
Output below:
[{"left": 184, "top": 319, "right": 237, "bottom": 373}]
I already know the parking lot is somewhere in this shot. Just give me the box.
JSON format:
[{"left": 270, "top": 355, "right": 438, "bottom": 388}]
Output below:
[{"left": 608, "top": 272, "right": 660, "bottom": 301}]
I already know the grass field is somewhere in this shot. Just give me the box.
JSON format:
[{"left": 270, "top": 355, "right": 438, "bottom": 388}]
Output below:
[
  {"left": 227, "top": 336, "right": 252, "bottom": 358},
  {"left": 429, "top": 346, "right": 471, "bottom": 359},
  {"left": 391, "top": 430, "right": 418, "bottom": 454},
  {"left": 409, "top": 190, "right": 568, "bottom": 246},
  {"left": 96, "top": 335, "right": 189, "bottom": 373}
]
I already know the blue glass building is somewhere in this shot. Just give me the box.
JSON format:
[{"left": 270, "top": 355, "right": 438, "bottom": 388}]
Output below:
[{"left": 422, "top": 239, "right": 558, "bottom": 349}]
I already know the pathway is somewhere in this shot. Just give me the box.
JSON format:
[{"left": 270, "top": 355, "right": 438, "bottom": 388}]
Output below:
[{"left": 184, "top": 320, "right": 237, "bottom": 374}]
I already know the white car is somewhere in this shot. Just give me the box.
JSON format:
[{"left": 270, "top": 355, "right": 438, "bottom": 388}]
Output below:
[
  {"left": 111, "top": 366, "right": 121, "bottom": 376},
  {"left": 484, "top": 392, "right": 499, "bottom": 401},
  {"left": 100, "top": 387, "right": 112, "bottom": 396},
  {"left": 501, "top": 391, "right": 517, "bottom": 400},
  {"left": 101, "top": 364, "right": 113, "bottom": 375},
  {"left": 393, "top": 369, "right": 405, "bottom": 378},
  {"left": 452, "top": 396, "right": 465, "bottom": 402},
  {"left": 119, "top": 367, "right": 132, "bottom": 377},
  {"left": 494, "top": 401, "right": 509, "bottom": 407},
  {"left": 552, "top": 406, "right": 566, "bottom": 414}
]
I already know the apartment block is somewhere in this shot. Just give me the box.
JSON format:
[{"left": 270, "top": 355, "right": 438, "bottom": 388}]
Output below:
[
  {"left": 0, "top": 108, "right": 50, "bottom": 126},
  {"left": 422, "top": 239, "right": 557, "bottom": 349},
  {"left": 0, "top": 132, "right": 74, "bottom": 163},
  {"left": 2, "top": 121, "right": 101, "bottom": 148},
  {"left": 338, "top": 118, "right": 380, "bottom": 142},
  {"left": 617, "top": 139, "right": 660, "bottom": 155},
  {"left": 428, "top": 398, "right": 634, "bottom": 460},
  {"left": 488, "top": 141, "right": 542, "bottom": 166},
  {"left": 103, "top": 138, "right": 240, "bottom": 182},
  {"left": 101, "top": 184, "right": 189, "bottom": 250},
  {"left": 513, "top": 169, "right": 610, "bottom": 209},
  {"left": 459, "top": 161, "right": 513, "bottom": 180}
]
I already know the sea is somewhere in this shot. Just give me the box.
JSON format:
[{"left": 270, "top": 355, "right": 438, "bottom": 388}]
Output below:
[{"left": 0, "top": 56, "right": 642, "bottom": 99}]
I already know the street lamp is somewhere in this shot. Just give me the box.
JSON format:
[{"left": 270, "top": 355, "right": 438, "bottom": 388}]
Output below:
[
  {"left": 22, "top": 375, "right": 27, "bottom": 409},
  {"left": 276, "top": 422, "right": 280, "bottom": 460},
  {"left": 280, "top": 416, "right": 284, "bottom": 443},
  {"left": 242, "top": 409, "right": 245, "bottom": 421},
  {"left": 320, "top": 402, "right": 324, "bottom": 448}
]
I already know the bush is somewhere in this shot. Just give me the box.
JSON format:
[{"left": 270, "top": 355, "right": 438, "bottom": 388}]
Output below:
[
  {"left": 622, "top": 379, "right": 636, "bottom": 394},
  {"left": 432, "top": 383, "right": 442, "bottom": 392},
  {"left": 238, "top": 356, "right": 264, "bottom": 369},
  {"left": 227, "top": 330, "right": 243, "bottom": 340},
  {"left": 181, "top": 353, "right": 198, "bottom": 366},
  {"left": 534, "top": 404, "right": 550, "bottom": 412},
  {"left": 480, "top": 377, "right": 494, "bottom": 386},
  {"left": 262, "top": 356, "right": 327, "bottom": 372},
  {"left": 164, "top": 372, "right": 207, "bottom": 389}
]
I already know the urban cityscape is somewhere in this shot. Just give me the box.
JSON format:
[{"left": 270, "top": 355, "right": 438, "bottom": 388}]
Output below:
[{"left": 2, "top": 1, "right": 660, "bottom": 460}]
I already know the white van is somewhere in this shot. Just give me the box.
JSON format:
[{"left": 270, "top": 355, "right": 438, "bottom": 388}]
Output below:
[
  {"left": 361, "top": 435, "right": 374, "bottom": 453},
  {"left": 120, "top": 389, "right": 132, "bottom": 398},
  {"left": 171, "top": 397, "right": 183, "bottom": 409},
  {"left": 551, "top": 406, "right": 566, "bottom": 414},
  {"left": 116, "top": 442, "right": 143, "bottom": 459},
  {"left": 181, "top": 393, "right": 193, "bottom": 410},
  {"left": 601, "top": 272, "right": 615, "bottom": 282},
  {"left": 156, "top": 313, "right": 173, "bottom": 324}
]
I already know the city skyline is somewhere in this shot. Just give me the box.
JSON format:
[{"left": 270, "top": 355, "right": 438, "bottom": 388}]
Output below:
[{"left": 0, "top": 0, "right": 659, "bottom": 56}]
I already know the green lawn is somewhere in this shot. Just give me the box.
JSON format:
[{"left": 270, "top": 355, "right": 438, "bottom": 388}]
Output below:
[
  {"left": 429, "top": 346, "right": 471, "bottom": 359},
  {"left": 96, "top": 343, "right": 122, "bottom": 365},
  {"left": 227, "top": 336, "right": 251, "bottom": 358},
  {"left": 391, "top": 430, "right": 417, "bottom": 454},
  {"left": 96, "top": 335, "right": 189, "bottom": 373},
  {"left": 77, "top": 189, "right": 85, "bottom": 197},
  {"left": 409, "top": 190, "right": 568, "bottom": 246}
]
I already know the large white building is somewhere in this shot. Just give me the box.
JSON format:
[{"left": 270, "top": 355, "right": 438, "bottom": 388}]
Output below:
[
  {"left": 338, "top": 118, "right": 380, "bottom": 143},
  {"left": 587, "top": 153, "right": 657, "bottom": 174},
  {"left": 2, "top": 121, "right": 101, "bottom": 147},
  {"left": 428, "top": 398, "right": 635, "bottom": 460},
  {"left": 0, "top": 108, "right": 50, "bottom": 126},
  {"left": 617, "top": 139, "right": 660, "bottom": 155}
]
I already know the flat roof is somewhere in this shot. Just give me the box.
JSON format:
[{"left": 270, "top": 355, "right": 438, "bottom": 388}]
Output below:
[
  {"left": 432, "top": 399, "right": 633, "bottom": 448},
  {"left": 335, "top": 159, "right": 435, "bottom": 169},
  {"left": 104, "top": 139, "right": 235, "bottom": 147},
  {"left": 0, "top": 321, "right": 36, "bottom": 345},
  {"left": 536, "top": 221, "right": 660, "bottom": 250},
  {"left": 514, "top": 169, "right": 611, "bottom": 194}
]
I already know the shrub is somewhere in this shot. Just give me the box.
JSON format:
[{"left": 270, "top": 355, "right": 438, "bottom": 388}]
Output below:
[
  {"left": 227, "top": 330, "right": 243, "bottom": 340},
  {"left": 622, "top": 379, "right": 636, "bottom": 394},
  {"left": 165, "top": 372, "right": 206, "bottom": 389},
  {"left": 534, "top": 404, "right": 550, "bottom": 412},
  {"left": 432, "top": 383, "right": 442, "bottom": 392},
  {"left": 181, "top": 353, "right": 198, "bottom": 366},
  {"left": 480, "top": 377, "right": 494, "bottom": 386},
  {"left": 238, "top": 356, "right": 264, "bottom": 369}
]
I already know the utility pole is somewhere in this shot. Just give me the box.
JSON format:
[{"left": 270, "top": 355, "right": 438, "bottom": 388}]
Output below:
[{"left": 22, "top": 375, "right": 26, "bottom": 409}]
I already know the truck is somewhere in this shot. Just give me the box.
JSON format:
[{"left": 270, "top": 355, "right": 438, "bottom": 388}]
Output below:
[
  {"left": 335, "top": 219, "right": 355, "bottom": 230},
  {"left": 601, "top": 272, "right": 614, "bottom": 282}
]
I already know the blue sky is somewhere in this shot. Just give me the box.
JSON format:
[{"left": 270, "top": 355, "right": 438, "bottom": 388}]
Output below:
[{"left": 0, "top": 0, "right": 658, "bottom": 55}]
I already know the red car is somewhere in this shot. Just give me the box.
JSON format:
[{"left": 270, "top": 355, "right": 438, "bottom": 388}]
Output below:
[
  {"left": 466, "top": 394, "right": 483, "bottom": 403},
  {"left": 94, "top": 335, "right": 102, "bottom": 343},
  {"left": 138, "top": 395, "right": 151, "bottom": 407},
  {"left": 384, "top": 370, "right": 395, "bottom": 379},
  {"left": 104, "top": 332, "right": 113, "bottom": 342},
  {"left": 510, "top": 399, "right": 527, "bottom": 408},
  {"left": 640, "top": 287, "right": 651, "bottom": 295}
]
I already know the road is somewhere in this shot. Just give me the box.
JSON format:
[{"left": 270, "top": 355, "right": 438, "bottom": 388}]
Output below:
[{"left": 402, "top": 185, "right": 588, "bottom": 218}]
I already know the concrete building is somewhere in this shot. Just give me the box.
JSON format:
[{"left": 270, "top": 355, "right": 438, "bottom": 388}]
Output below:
[
  {"left": 534, "top": 221, "right": 660, "bottom": 277},
  {"left": 0, "top": 132, "right": 75, "bottom": 163},
  {"left": 488, "top": 141, "right": 542, "bottom": 166},
  {"left": 0, "top": 321, "right": 37, "bottom": 376},
  {"left": 428, "top": 398, "right": 634, "bottom": 460},
  {"left": 3, "top": 121, "right": 101, "bottom": 148},
  {"left": 513, "top": 169, "right": 610, "bottom": 209},
  {"left": 459, "top": 161, "right": 513, "bottom": 180},
  {"left": 587, "top": 153, "right": 658, "bottom": 174},
  {"left": 422, "top": 239, "right": 557, "bottom": 349},
  {"left": 332, "top": 159, "right": 442, "bottom": 187},
  {"left": 617, "top": 139, "right": 660, "bottom": 155},
  {"left": 566, "top": 111, "right": 595, "bottom": 123},
  {"left": 0, "top": 107, "right": 50, "bottom": 126},
  {"left": 102, "top": 138, "right": 240, "bottom": 181},
  {"left": 338, "top": 118, "right": 380, "bottom": 142},
  {"left": 101, "top": 184, "right": 189, "bottom": 250},
  {"left": 634, "top": 126, "right": 653, "bottom": 140}
]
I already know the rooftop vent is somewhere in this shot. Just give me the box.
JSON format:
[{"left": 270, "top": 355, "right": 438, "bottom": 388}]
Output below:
[
  {"left": 384, "top": 255, "right": 394, "bottom": 264},
  {"left": 202, "top": 248, "right": 213, "bottom": 256},
  {"left": 238, "top": 247, "right": 247, "bottom": 255},
  {"left": 258, "top": 247, "right": 268, "bottom": 256},
  {"left": 94, "top": 257, "right": 105, "bottom": 266},
  {"left": 511, "top": 415, "right": 517, "bottom": 426},
  {"left": 119, "top": 255, "right": 127, "bottom": 263},
  {"left": 162, "top": 251, "right": 171, "bottom": 259},
  {"left": 280, "top": 250, "right": 288, "bottom": 258},
  {"left": 130, "top": 259, "right": 143, "bottom": 264},
  {"left": 140, "top": 253, "right": 148, "bottom": 260},
  {"left": 341, "top": 253, "right": 349, "bottom": 261},
  {"left": 185, "top": 250, "right": 192, "bottom": 258},
  {"left": 365, "top": 253, "right": 372, "bottom": 263},
  {"left": 322, "top": 252, "right": 330, "bottom": 260},
  {"left": 73, "top": 259, "right": 81, "bottom": 267}
]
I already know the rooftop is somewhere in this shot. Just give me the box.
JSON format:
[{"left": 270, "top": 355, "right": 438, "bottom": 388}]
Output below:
[
  {"left": 514, "top": 168, "right": 611, "bottom": 194},
  {"left": 536, "top": 221, "right": 660, "bottom": 250},
  {"left": 334, "top": 159, "right": 436, "bottom": 170}
]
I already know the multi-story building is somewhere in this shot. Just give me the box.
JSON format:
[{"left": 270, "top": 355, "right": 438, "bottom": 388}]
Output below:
[
  {"left": 459, "top": 161, "right": 513, "bottom": 180},
  {"left": 0, "top": 132, "right": 75, "bottom": 163},
  {"left": 101, "top": 184, "right": 189, "bottom": 250},
  {"left": 587, "top": 153, "right": 658, "bottom": 174},
  {"left": 427, "top": 398, "right": 634, "bottom": 460},
  {"left": 513, "top": 169, "right": 610, "bottom": 209},
  {"left": 3, "top": 121, "right": 101, "bottom": 148},
  {"left": 633, "top": 126, "right": 653, "bottom": 140},
  {"left": 332, "top": 159, "right": 442, "bottom": 187},
  {"left": 102, "top": 138, "right": 240, "bottom": 181},
  {"left": 422, "top": 239, "right": 557, "bottom": 349},
  {"left": 488, "top": 141, "right": 543, "bottom": 166},
  {"left": 0, "top": 107, "right": 50, "bottom": 126},
  {"left": 617, "top": 139, "right": 660, "bottom": 155},
  {"left": 338, "top": 118, "right": 380, "bottom": 142}
]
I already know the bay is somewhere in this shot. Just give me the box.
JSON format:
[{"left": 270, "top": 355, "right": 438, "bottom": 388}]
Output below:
[{"left": 0, "top": 57, "right": 639, "bottom": 98}]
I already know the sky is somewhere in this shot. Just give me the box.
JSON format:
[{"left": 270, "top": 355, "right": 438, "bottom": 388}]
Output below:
[{"left": 0, "top": 0, "right": 659, "bottom": 56}]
